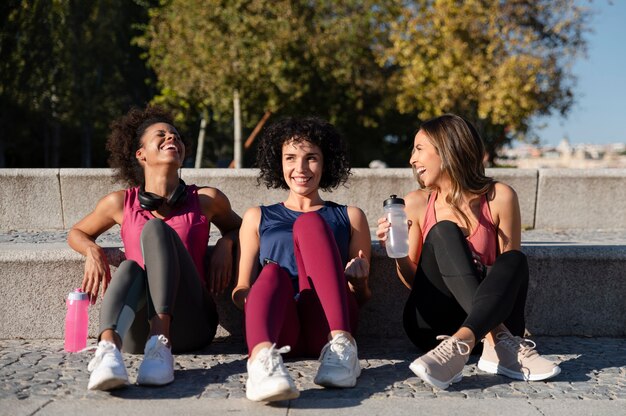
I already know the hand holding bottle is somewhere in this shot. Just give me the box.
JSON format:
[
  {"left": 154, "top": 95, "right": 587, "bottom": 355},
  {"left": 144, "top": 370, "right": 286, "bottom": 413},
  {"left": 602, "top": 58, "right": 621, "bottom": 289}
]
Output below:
[{"left": 382, "top": 195, "right": 409, "bottom": 258}]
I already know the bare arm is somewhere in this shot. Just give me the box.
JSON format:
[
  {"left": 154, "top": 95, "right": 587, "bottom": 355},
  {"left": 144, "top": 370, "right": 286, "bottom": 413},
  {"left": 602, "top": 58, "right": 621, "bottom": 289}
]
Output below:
[
  {"left": 489, "top": 182, "right": 522, "bottom": 253},
  {"left": 344, "top": 206, "right": 372, "bottom": 306},
  {"left": 198, "top": 187, "right": 243, "bottom": 295},
  {"left": 376, "top": 190, "right": 427, "bottom": 289},
  {"left": 231, "top": 207, "right": 261, "bottom": 310},
  {"left": 67, "top": 191, "right": 124, "bottom": 303}
]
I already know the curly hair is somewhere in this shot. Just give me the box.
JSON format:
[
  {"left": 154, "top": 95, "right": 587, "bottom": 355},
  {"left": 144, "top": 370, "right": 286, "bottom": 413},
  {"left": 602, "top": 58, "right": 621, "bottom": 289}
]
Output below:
[
  {"left": 256, "top": 116, "right": 351, "bottom": 191},
  {"left": 106, "top": 106, "right": 189, "bottom": 187}
]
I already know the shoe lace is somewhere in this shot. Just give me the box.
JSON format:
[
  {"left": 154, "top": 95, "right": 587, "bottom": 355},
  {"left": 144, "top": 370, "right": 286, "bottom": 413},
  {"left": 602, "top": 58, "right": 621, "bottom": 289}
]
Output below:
[
  {"left": 430, "top": 335, "right": 471, "bottom": 364},
  {"left": 87, "top": 342, "right": 116, "bottom": 372},
  {"left": 496, "top": 333, "right": 538, "bottom": 359},
  {"left": 259, "top": 344, "right": 291, "bottom": 375},
  {"left": 145, "top": 335, "right": 171, "bottom": 362},
  {"left": 320, "top": 335, "right": 353, "bottom": 364}
]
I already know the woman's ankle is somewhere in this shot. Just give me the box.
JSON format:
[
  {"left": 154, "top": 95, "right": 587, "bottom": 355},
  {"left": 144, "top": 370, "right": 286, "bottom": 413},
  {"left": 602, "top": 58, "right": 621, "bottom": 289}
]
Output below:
[{"left": 249, "top": 342, "right": 273, "bottom": 362}]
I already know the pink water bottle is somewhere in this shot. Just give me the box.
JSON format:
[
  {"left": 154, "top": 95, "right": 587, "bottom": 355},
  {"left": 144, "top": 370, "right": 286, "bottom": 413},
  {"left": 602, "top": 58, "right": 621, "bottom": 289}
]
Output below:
[{"left": 64, "top": 288, "right": 89, "bottom": 352}]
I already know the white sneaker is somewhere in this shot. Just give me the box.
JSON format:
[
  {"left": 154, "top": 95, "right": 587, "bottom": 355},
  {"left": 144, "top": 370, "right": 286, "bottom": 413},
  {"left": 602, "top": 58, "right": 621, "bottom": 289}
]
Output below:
[
  {"left": 87, "top": 340, "right": 129, "bottom": 391},
  {"left": 136, "top": 335, "right": 175, "bottom": 386},
  {"left": 246, "top": 344, "right": 299, "bottom": 402},
  {"left": 314, "top": 333, "right": 361, "bottom": 388}
]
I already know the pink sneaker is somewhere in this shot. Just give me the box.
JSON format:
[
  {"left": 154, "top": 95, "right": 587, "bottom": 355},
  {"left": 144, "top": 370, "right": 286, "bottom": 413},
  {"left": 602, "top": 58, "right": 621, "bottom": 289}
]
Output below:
[
  {"left": 409, "top": 335, "right": 471, "bottom": 389},
  {"left": 478, "top": 332, "right": 561, "bottom": 381}
]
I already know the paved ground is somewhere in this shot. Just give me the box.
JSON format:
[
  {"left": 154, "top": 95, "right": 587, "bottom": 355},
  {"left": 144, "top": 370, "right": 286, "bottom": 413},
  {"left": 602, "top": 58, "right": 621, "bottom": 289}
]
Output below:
[
  {"left": 1, "top": 336, "right": 625, "bottom": 415},
  {"left": 2, "top": 230, "right": 625, "bottom": 414}
]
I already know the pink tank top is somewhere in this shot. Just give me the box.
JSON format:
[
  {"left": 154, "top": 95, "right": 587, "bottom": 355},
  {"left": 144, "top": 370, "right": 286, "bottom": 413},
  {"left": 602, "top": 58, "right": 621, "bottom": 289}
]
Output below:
[
  {"left": 121, "top": 185, "right": 210, "bottom": 285},
  {"left": 421, "top": 192, "right": 497, "bottom": 266}
]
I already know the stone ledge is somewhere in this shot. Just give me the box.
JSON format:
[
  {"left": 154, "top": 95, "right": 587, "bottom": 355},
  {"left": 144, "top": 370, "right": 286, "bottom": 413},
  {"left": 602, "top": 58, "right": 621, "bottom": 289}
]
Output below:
[{"left": 1, "top": 237, "right": 624, "bottom": 339}]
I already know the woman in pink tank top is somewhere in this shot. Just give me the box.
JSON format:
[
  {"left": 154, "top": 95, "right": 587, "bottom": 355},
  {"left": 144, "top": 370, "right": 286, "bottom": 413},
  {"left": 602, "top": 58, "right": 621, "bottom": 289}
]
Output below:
[
  {"left": 68, "top": 106, "right": 241, "bottom": 391},
  {"left": 376, "top": 114, "right": 560, "bottom": 389}
]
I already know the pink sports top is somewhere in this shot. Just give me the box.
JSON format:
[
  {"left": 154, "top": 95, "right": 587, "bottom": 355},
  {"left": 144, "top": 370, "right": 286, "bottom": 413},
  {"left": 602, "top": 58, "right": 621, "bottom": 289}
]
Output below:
[
  {"left": 421, "top": 192, "right": 497, "bottom": 266},
  {"left": 121, "top": 185, "right": 210, "bottom": 285}
]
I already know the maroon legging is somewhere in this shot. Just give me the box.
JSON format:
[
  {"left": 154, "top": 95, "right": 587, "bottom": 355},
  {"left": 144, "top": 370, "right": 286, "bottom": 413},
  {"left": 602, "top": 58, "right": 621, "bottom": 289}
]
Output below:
[{"left": 244, "top": 212, "right": 359, "bottom": 357}]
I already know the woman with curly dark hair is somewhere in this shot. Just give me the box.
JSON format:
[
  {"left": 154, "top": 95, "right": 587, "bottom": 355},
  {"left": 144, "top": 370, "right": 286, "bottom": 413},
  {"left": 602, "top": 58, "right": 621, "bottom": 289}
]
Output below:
[
  {"left": 68, "top": 106, "right": 241, "bottom": 391},
  {"left": 231, "top": 116, "right": 371, "bottom": 402}
]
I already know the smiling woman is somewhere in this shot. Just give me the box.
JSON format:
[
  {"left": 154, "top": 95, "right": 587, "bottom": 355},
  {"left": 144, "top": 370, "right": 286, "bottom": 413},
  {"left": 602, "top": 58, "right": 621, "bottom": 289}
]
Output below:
[
  {"left": 67, "top": 106, "right": 242, "bottom": 392},
  {"left": 232, "top": 116, "right": 371, "bottom": 402},
  {"left": 376, "top": 114, "right": 560, "bottom": 391}
]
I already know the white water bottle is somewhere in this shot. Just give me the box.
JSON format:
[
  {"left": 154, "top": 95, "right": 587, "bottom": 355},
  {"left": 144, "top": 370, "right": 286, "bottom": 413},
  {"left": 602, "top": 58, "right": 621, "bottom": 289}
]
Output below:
[{"left": 384, "top": 195, "right": 409, "bottom": 258}]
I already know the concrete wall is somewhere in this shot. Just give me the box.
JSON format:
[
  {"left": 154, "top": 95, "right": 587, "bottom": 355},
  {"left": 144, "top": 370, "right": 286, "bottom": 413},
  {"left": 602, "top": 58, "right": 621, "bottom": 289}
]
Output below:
[
  {"left": 6, "top": 167, "right": 619, "bottom": 232},
  {"left": 1, "top": 243, "right": 624, "bottom": 339},
  {"left": 535, "top": 169, "right": 626, "bottom": 229},
  {"left": 0, "top": 169, "right": 64, "bottom": 230}
]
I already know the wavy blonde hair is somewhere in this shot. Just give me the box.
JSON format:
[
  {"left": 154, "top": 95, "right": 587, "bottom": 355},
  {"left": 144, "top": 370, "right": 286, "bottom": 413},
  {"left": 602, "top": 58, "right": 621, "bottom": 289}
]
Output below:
[{"left": 416, "top": 114, "right": 494, "bottom": 229}]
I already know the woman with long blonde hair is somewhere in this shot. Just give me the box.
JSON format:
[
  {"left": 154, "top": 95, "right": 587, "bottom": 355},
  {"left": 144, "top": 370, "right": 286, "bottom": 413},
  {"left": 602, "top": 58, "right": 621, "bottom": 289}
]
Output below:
[{"left": 377, "top": 114, "right": 560, "bottom": 389}]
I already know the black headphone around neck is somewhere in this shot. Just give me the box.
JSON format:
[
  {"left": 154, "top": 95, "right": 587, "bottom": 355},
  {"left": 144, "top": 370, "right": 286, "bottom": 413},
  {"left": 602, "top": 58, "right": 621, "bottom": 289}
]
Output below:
[{"left": 138, "top": 179, "right": 187, "bottom": 211}]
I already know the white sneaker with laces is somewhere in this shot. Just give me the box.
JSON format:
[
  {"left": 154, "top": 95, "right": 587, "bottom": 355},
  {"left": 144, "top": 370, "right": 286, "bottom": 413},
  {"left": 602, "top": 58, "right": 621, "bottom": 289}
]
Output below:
[
  {"left": 314, "top": 333, "right": 361, "bottom": 388},
  {"left": 246, "top": 344, "right": 299, "bottom": 402},
  {"left": 136, "top": 335, "right": 175, "bottom": 386},
  {"left": 87, "top": 340, "right": 129, "bottom": 391}
]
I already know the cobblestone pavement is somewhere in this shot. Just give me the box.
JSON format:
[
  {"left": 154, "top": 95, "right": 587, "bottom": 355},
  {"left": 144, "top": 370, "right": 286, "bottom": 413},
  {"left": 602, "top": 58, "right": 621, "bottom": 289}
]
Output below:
[{"left": 1, "top": 336, "right": 625, "bottom": 402}]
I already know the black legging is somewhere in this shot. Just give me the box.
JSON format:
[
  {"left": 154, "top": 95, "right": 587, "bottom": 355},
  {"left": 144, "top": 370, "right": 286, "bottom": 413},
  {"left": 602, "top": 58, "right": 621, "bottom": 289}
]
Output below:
[
  {"left": 99, "top": 218, "right": 218, "bottom": 354},
  {"left": 403, "top": 220, "right": 528, "bottom": 352}
]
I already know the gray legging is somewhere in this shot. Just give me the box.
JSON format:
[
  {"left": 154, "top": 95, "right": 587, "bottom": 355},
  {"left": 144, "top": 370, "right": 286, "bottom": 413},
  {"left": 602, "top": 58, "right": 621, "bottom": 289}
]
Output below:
[{"left": 99, "top": 218, "right": 218, "bottom": 354}]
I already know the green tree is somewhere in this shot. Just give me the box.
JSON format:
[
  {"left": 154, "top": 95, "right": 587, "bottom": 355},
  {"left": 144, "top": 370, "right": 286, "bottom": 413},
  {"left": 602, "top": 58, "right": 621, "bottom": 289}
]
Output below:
[
  {"left": 382, "top": 0, "right": 590, "bottom": 164},
  {"left": 0, "top": 0, "right": 156, "bottom": 167},
  {"left": 140, "top": 0, "right": 410, "bottom": 167}
]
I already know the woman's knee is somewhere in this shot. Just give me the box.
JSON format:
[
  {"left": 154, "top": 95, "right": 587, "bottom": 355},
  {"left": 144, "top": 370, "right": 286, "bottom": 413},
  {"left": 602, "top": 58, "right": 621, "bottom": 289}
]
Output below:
[
  {"left": 497, "top": 250, "right": 528, "bottom": 269},
  {"left": 425, "top": 220, "right": 464, "bottom": 245},
  {"left": 293, "top": 211, "right": 325, "bottom": 233},
  {"left": 113, "top": 260, "right": 144, "bottom": 282},
  {"left": 140, "top": 218, "right": 167, "bottom": 242}
]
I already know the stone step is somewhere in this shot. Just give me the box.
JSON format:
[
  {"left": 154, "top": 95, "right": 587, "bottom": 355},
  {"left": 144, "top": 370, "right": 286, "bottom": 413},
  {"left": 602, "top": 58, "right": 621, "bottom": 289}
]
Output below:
[{"left": 1, "top": 230, "right": 625, "bottom": 339}]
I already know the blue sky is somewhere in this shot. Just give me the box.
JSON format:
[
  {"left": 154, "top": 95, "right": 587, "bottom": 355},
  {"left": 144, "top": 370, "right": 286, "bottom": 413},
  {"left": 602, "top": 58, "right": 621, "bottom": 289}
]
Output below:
[{"left": 534, "top": 0, "right": 626, "bottom": 146}]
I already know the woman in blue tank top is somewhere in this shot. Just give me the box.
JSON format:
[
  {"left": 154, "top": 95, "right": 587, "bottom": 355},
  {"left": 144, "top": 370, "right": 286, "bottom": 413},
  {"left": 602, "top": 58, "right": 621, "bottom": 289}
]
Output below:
[{"left": 232, "top": 116, "right": 371, "bottom": 402}]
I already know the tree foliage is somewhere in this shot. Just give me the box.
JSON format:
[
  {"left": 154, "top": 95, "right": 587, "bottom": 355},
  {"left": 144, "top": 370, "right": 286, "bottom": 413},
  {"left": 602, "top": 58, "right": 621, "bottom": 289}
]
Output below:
[
  {"left": 0, "top": 0, "right": 156, "bottom": 167},
  {"left": 383, "top": 0, "right": 590, "bottom": 162},
  {"left": 140, "top": 0, "right": 410, "bottom": 166},
  {"left": 1, "top": 0, "right": 591, "bottom": 167}
]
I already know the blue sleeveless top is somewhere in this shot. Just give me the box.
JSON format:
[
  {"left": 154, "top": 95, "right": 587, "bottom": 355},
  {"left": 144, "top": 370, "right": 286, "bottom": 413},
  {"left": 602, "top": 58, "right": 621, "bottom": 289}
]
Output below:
[{"left": 259, "top": 202, "right": 351, "bottom": 288}]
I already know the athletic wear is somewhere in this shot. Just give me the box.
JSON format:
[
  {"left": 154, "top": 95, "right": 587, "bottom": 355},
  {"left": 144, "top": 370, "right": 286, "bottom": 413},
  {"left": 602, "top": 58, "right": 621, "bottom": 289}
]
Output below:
[
  {"left": 409, "top": 335, "right": 471, "bottom": 390},
  {"left": 421, "top": 192, "right": 497, "bottom": 267},
  {"left": 245, "top": 344, "right": 299, "bottom": 402},
  {"left": 403, "top": 220, "right": 528, "bottom": 352},
  {"left": 259, "top": 202, "right": 350, "bottom": 290},
  {"left": 87, "top": 341, "right": 129, "bottom": 391},
  {"left": 314, "top": 333, "right": 361, "bottom": 388},
  {"left": 99, "top": 185, "right": 218, "bottom": 354},
  {"left": 245, "top": 211, "right": 358, "bottom": 358},
  {"left": 478, "top": 333, "right": 561, "bottom": 381},
  {"left": 122, "top": 185, "right": 210, "bottom": 285},
  {"left": 137, "top": 335, "right": 175, "bottom": 386}
]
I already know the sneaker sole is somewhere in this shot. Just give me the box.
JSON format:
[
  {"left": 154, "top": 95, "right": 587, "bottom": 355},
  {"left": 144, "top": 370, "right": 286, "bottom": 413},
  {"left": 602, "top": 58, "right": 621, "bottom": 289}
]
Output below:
[
  {"left": 314, "top": 364, "right": 361, "bottom": 388},
  {"left": 477, "top": 359, "right": 562, "bottom": 381},
  {"left": 136, "top": 374, "right": 175, "bottom": 386},
  {"left": 246, "top": 385, "right": 300, "bottom": 402},
  {"left": 409, "top": 361, "right": 462, "bottom": 390},
  {"left": 314, "top": 375, "right": 357, "bottom": 388},
  {"left": 88, "top": 375, "right": 129, "bottom": 391}
]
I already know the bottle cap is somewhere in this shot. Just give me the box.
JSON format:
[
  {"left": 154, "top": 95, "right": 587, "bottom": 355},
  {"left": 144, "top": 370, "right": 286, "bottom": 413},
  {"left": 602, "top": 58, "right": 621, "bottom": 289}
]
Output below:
[
  {"left": 384, "top": 194, "right": 405, "bottom": 207},
  {"left": 68, "top": 288, "right": 89, "bottom": 301}
]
